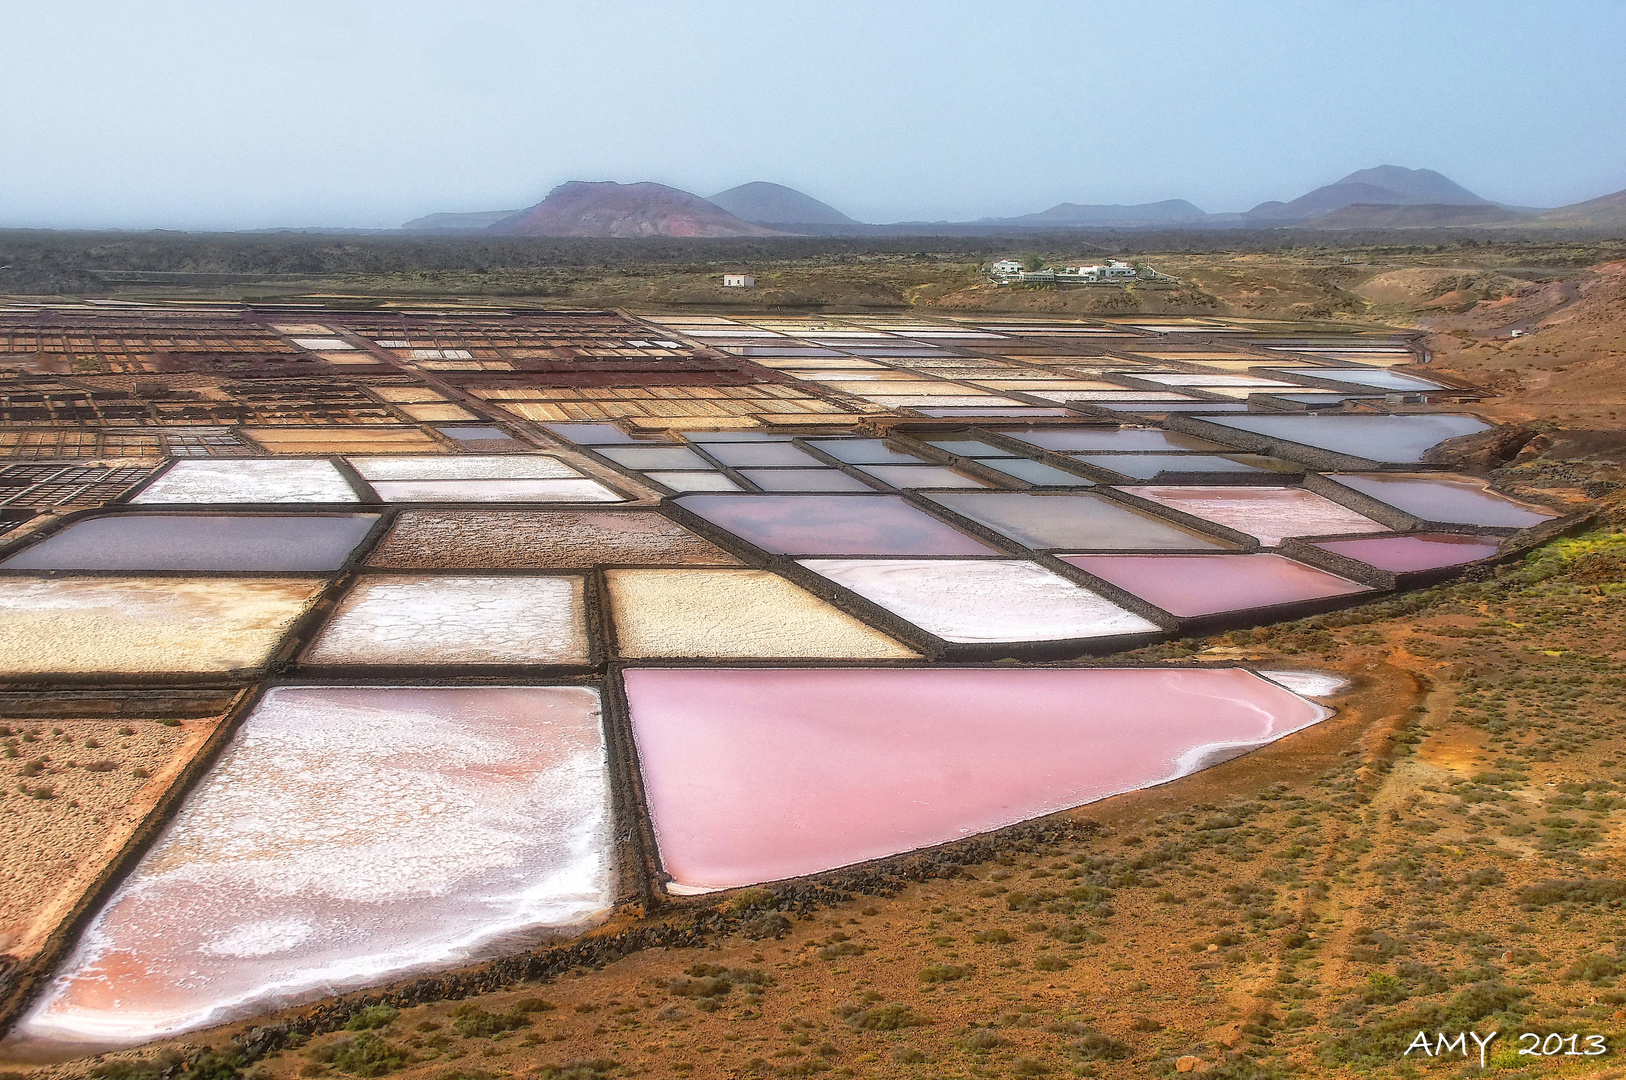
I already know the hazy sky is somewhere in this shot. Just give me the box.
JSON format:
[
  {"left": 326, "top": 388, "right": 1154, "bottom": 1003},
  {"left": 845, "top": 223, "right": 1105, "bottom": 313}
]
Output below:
[{"left": 4, "top": 0, "right": 1624, "bottom": 230}]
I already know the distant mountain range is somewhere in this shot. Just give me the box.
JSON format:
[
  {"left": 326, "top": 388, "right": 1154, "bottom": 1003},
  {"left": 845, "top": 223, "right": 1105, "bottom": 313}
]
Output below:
[
  {"left": 397, "top": 166, "right": 1626, "bottom": 237},
  {"left": 707, "top": 181, "right": 857, "bottom": 226},
  {"left": 989, "top": 199, "right": 1211, "bottom": 228},
  {"left": 1243, "top": 165, "right": 1494, "bottom": 224}
]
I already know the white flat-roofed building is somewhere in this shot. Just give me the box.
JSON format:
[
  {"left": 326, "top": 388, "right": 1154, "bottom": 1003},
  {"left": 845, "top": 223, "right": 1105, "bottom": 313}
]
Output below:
[
  {"left": 1060, "top": 259, "right": 1140, "bottom": 282},
  {"left": 722, "top": 274, "right": 755, "bottom": 288}
]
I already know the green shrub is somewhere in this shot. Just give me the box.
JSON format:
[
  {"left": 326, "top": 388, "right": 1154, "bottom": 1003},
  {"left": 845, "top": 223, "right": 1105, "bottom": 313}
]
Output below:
[
  {"left": 512, "top": 997, "right": 555, "bottom": 1013},
  {"left": 1360, "top": 972, "right": 1406, "bottom": 1005},
  {"left": 345, "top": 1006, "right": 399, "bottom": 1031},
  {"left": 189, "top": 1052, "right": 246, "bottom": 1080},
  {"left": 658, "top": 963, "right": 770, "bottom": 999},
  {"left": 534, "top": 1061, "right": 617, "bottom": 1080},
  {"left": 91, "top": 1052, "right": 192, "bottom": 1080},
  {"left": 1517, "top": 878, "right": 1626, "bottom": 907},
  {"left": 918, "top": 964, "right": 971, "bottom": 983},
  {"left": 1322, "top": 981, "right": 1528, "bottom": 1065},
  {"left": 1033, "top": 955, "right": 1070, "bottom": 972},
  {"left": 449, "top": 1003, "right": 527, "bottom": 1038},
  {"left": 1048, "top": 923, "right": 1103, "bottom": 945},
  {"left": 308, "top": 1033, "right": 405, "bottom": 1077},
  {"left": 727, "top": 887, "right": 779, "bottom": 914},
  {"left": 1064, "top": 1029, "right": 1129, "bottom": 1061},
  {"left": 960, "top": 1030, "right": 1006, "bottom": 1052},
  {"left": 845, "top": 1004, "right": 927, "bottom": 1031},
  {"left": 1564, "top": 953, "right": 1625, "bottom": 984}
]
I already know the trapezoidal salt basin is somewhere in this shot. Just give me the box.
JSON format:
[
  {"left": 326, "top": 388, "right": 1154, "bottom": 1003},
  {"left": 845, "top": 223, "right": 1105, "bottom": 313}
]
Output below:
[
  {"left": 17, "top": 685, "right": 613, "bottom": 1048},
  {"left": 623, "top": 667, "right": 1332, "bottom": 892}
]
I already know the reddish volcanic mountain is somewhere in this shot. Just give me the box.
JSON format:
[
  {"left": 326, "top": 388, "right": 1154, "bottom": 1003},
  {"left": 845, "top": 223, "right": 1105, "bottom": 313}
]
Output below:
[{"left": 487, "top": 181, "right": 784, "bottom": 238}]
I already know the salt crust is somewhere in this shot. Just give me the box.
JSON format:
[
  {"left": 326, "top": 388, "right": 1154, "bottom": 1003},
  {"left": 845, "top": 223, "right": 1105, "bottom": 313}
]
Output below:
[
  {"left": 606, "top": 569, "right": 919, "bottom": 659},
  {"left": 133, "top": 460, "right": 358, "bottom": 504},
  {"left": 348, "top": 455, "right": 584, "bottom": 481},
  {"left": 0, "top": 577, "right": 324, "bottom": 675},
  {"left": 367, "top": 478, "right": 623, "bottom": 503},
  {"left": 19, "top": 686, "right": 612, "bottom": 1045},
  {"left": 1122, "top": 486, "right": 1389, "bottom": 547},
  {"left": 304, "top": 576, "right": 589, "bottom": 665},
  {"left": 1258, "top": 670, "right": 1353, "bottom": 697},
  {"left": 798, "top": 559, "right": 1162, "bottom": 643}
]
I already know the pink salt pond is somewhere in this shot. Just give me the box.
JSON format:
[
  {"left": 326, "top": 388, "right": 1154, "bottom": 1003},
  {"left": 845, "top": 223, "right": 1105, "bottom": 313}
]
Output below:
[
  {"left": 1059, "top": 553, "right": 1371, "bottom": 618},
  {"left": 1312, "top": 533, "right": 1503, "bottom": 573},
  {"left": 1120, "top": 486, "right": 1390, "bottom": 547},
  {"left": 623, "top": 667, "right": 1330, "bottom": 891}
]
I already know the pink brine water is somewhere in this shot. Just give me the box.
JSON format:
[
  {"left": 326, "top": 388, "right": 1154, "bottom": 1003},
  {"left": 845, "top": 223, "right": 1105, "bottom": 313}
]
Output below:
[{"left": 624, "top": 667, "right": 1331, "bottom": 891}]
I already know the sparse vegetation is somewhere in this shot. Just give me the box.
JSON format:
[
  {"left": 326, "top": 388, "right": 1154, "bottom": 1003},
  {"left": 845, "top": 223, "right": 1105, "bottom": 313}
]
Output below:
[{"left": 306, "top": 1033, "right": 405, "bottom": 1077}]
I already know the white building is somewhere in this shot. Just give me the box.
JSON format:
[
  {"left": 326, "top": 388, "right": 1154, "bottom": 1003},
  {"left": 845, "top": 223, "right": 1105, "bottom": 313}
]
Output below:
[
  {"left": 988, "top": 259, "right": 1025, "bottom": 279},
  {"left": 722, "top": 274, "right": 755, "bottom": 288},
  {"left": 1059, "top": 259, "right": 1140, "bottom": 282}
]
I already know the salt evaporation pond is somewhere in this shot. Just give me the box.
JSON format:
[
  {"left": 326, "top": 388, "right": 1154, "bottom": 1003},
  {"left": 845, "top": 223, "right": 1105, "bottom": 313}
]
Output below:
[
  {"left": 1, "top": 514, "right": 379, "bottom": 572},
  {"left": 797, "top": 559, "right": 1162, "bottom": 643},
  {"left": 1060, "top": 554, "right": 1370, "bottom": 617},
  {"left": 1003, "top": 428, "right": 1229, "bottom": 453},
  {"left": 737, "top": 468, "right": 874, "bottom": 492},
  {"left": 925, "top": 491, "right": 1235, "bottom": 551},
  {"left": 1199, "top": 414, "right": 1490, "bottom": 463},
  {"left": 302, "top": 576, "right": 589, "bottom": 666},
  {"left": 132, "top": 460, "right": 358, "bottom": 504},
  {"left": 1330, "top": 474, "right": 1559, "bottom": 528},
  {"left": 1120, "top": 486, "right": 1389, "bottom": 547},
  {"left": 1312, "top": 533, "right": 1503, "bottom": 572},
  {"left": 18, "top": 686, "right": 613, "bottom": 1047},
  {"left": 677, "top": 494, "right": 1000, "bottom": 556},
  {"left": 624, "top": 667, "right": 1331, "bottom": 890}
]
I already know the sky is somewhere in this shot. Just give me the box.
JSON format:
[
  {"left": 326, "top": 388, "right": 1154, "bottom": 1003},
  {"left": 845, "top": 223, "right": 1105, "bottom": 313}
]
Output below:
[{"left": 3, "top": 0, "right": 1625, "bottom": 230}]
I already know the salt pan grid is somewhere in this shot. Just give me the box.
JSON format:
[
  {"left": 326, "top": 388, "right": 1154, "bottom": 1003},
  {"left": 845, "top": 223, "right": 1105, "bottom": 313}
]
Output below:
[{"left": 0, "top": 305, "right": 1566, "bottom": 1047}]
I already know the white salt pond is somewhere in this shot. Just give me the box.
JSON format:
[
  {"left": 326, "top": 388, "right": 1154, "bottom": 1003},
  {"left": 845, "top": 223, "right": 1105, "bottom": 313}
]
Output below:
[
  {"left": 132, "top": 460, "right": 359, "bottom": 504},
  {"left": 303, "top": 575, "right": 590, "bottom": 666},
  {"left": 16, "top": 686, "right": 613, "bottom": 1048},
  {"left": 798, "top": 558, "right": 1163, "bottom": 643},
  {"left": 1258, "top": 669, "right": 1353, "bottom": 698}
]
